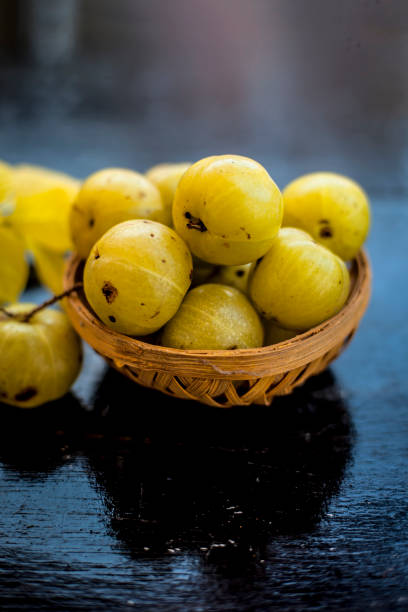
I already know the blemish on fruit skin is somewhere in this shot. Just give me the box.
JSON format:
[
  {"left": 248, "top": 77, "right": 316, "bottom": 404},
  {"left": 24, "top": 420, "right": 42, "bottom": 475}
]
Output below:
[
  {"left": 189, "top": 270, "right": 193, "bottom": 280},
  {"left": 108, "top": 315, "right": 116, "bottom": 323},
  {"left": 89, "top": 218, "right": 95, "bottom": 228},
  {"left": 319, "top": 226, "right": 333, "bottom": 238},
  {"left": 236, "top": 270, "right": 245, "bottom": 277},
  {"left": 102, "top": 281, "right": 118, "bottom": 304},
  {"left": 228, "top": 345, "right": 238, "bottom": 350},
  {"left": 150, "top": 233, "right": 155, "bottom": 238},
  {"left": 150, "top": 310, "right": 160, "bottom": 319},
  {"left": 185, "top": 212, "right": 207, "bottom": 232},
  {"left": 139, "top": 191, "right": 146, "bottom": 198},
  {"left": 14, "top": 387, "right": 37, "bottom": 402},
  {"left": 319, "top": 219, "right": 329, "bottom": 224},
  {"left": 247, "top": 233, "right": 251, "bottom": 240},
  {"left": 162, "top": 259, "right": 166, "bottom": 263},
  {"left": 94, "top": 249, "right": 100, "bottom": 260},
  {"left": 224, "top": 242, "right": 230, "bottom": 248},
  {"left": 140, "top": 302, "right": 145, "bottom": 306}
]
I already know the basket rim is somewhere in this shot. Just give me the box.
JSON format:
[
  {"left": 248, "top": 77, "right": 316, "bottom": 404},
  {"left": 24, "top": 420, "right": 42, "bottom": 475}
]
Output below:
[{"left": 64, "top": 250, "right": 371, "bottom": 379}]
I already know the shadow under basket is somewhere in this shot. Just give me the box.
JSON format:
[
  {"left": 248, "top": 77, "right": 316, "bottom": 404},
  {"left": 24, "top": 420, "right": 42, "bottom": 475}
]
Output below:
[{"left": 64, "top": 252, "right": 371, "bottom": 408}]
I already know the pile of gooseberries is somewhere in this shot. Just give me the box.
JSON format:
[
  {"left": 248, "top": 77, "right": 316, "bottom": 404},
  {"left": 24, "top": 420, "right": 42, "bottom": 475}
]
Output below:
[{"left": 0, "top": 155, "right": 370, "bottom": 408}]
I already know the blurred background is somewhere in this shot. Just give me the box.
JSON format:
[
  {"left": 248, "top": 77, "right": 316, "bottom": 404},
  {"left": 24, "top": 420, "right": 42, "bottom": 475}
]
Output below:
[{"left": 1, "top": 0, "right": 407, "bottom": 194}]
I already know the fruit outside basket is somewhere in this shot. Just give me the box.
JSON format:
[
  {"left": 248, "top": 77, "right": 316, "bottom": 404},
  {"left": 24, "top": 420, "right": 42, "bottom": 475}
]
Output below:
[{"left": 64, "top": 251, "right": 371, "bottom": 408}]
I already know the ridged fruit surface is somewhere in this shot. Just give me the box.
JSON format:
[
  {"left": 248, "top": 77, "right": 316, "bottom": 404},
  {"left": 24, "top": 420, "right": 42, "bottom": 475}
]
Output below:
[
  {"left": 249, "top": 228, "right": 350, "bottom": 330},
  {"left": 173, "top": 155, "right": 283, "bottom": 265},
  {"left": 71, "top": 168, "right": 167, "bottom": 258},
  {"left": 84, "top": 220, "right": 192, "bottom": 336},
  {"left": 283, "top": 172, "right": 370, "bottom": 261},
  {"left": 0, "top": 304, "right": 82, "bottom": 408},
  {"left": 162, "top": 283, "right": 264, "bottom": 350}
]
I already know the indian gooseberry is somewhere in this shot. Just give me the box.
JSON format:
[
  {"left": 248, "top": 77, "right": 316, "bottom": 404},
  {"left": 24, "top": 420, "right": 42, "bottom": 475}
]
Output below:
[
  {"left": 161, "top": 283, "right": 264, "bottom": 350},
  {"left": 31, "top": 243, "right": 65, "bottom": 296},
  {"left": 249, "top": 227, "right": 350, "bottom": 331},
  {"left": 283, "top": 172, "right": 370, "bottom": 261},
  {"left": 145, "top": 162, "right": 190, "bottom": 225},
  {"left": 84, "top": 220, "right": 193, "bottom": 336},
  {"left": 9, "top": 164, "right": 80, "bottom": 253},
  {"left": 264, "top": 321, "right": 299, "bottom": 346},
  {"left": 0, "top": 224, "right": 29, "bottom": 305},
  {"left": 191, "top": 256, "right": 216, "bottom": 287},
  {"left": 0, "top": 304, "right": 82, "bottom": 408},
  {"left": 173, "top": 155, "right": 283, "bottom": 265},
  {"left": 0, "top": 160, "right": 13, "bottom": 210},
  {"left": 70, "top": 168, "right": 167, "bottom": 259},
  {"left": 211, "top": 263, "right": 252, "bottom": 293}
]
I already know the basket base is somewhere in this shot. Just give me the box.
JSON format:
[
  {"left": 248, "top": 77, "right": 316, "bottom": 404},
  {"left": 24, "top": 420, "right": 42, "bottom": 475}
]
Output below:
[{"left": 105, "top": 337, "right": 350, "bottom": 407}]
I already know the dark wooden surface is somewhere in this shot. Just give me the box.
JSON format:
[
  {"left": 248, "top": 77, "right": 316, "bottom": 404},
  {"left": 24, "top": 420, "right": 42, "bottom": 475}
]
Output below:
[{"left": 1, "top": 1, "right": 408, "bottom": 610}]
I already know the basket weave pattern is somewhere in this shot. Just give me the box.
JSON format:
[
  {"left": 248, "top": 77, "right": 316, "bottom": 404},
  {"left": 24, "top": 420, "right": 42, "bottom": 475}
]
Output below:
[{"left": 64, "top": 251, "right": 371, "bottom": 408}]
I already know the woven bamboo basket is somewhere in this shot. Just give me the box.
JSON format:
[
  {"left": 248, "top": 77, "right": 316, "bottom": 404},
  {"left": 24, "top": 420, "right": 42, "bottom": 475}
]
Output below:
[{"left": 64, "top": 251, "right": 371, "bottom": 408}]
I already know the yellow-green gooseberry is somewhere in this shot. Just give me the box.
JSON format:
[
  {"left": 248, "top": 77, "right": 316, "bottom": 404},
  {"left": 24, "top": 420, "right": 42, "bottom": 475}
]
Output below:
[
  {"left": 211, "top": 263, "right": 252, "bottom": 293},
  {"left": 70, "top": 168, "right": 167, "bottom": 259},
  {"left": 283, "top": 172, "right": 370, "bottom": 261},
  {"left": 0, "top": 160, "right": 13, "bottom": 208},
  {"left": 0, "top": 224, "right": 29, "bottom": 305},
  {"left": 0, "top": 304, "right": 82, "bottom": 408},
  {"left": 84, "top": 220, "right": 192, "bottom": 336},
  {"left": 145, "top": 162, "right": 190, "bottom": 225},
  {"left": 161, "top": 283, "right": 264, "bottom": 350},
  {"left": 173, "top": 155, "right": 283, "bottom": 265},
  {"left": 8, "top": 164, "right": 79, "bottom": 253},
  {"left": 264, "top": 321, "right": 300, "bottom": 346},
  {"left": 191, "top": 256, "right": 216, "bottom": 287},
  {"left": 249, "top": 228, "right": 350, "bottom": 331}
]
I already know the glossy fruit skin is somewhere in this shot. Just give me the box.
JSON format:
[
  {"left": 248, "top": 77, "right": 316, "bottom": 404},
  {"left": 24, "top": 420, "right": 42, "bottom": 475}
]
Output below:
[
  {"left": 0, "top": 304, "right": 82, "bottom": 408},
  {"left": 10, "top": 164, "right": 79, "bottom": 253},
  {"left": 211, "top": 263, "right": 252, "bottom": 293},
  {"left": 283, "top": 172, "right": 370, "bottom": 261},
  {"left": 0, "top": 224, "right": 29, "bottom": 305},
  {"left": 145, "top": 162, "right": 190, "bottom": 226},
  {"left": 84, "top": 220, "right": 192, "bottom": 336},
  {"left": 162, "top": 283, "right": 264, "bottom": 350},
  {"left": 249, "top": 228, "right": 350, "bottom": 331},
  {"left": 70, "top": 168, "right": 167, "bottom": 259},
  {"left": 173, "top": 155, "right": 283, "bottom": 265},
  {"left": 264, "top": 321, "right": 299, "bottom": 345}
]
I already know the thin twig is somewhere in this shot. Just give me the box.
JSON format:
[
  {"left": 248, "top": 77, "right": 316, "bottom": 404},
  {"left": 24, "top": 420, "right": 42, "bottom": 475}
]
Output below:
[
  {"left": 0, "top": 307, "right": 14, "bottom": 318},
  {"left": 21, "top": 283, "right": 83, "bottom": 323}
]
